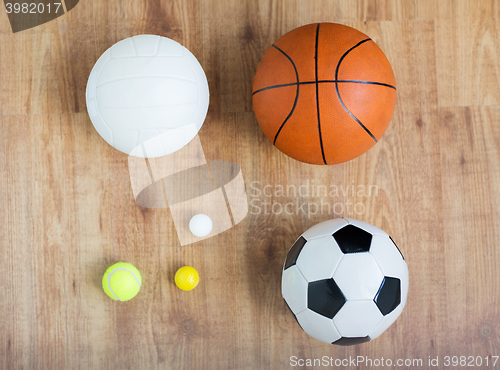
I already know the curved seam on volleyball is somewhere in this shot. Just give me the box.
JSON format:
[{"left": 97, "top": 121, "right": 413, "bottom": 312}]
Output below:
[
  {"left": 104, "top": 102, "right": 200, "bottom": 109},
  {"left": 97, "top": 76, "right": 198, "bottom": 87},
  {"left": 131, "top": 37, "right": 139, "bottom": 57},
  {"left": 110, "top": 55, "right": 185, "bottom": 60},
  {"left": 153, "top": 35, "right": 161, "bottom": 56},
  {"left": 269, "top": 44, "right": 300, "bottom": 145},
  {"left": 314, "top": 23, "right": 327, "bottom": 165},
  {"left": 252, "top": 80, "right": 396, "bottom": 95},
  {"left": 335, "top": 38, "right": 378, "bottom": 143},
  {"left": 107, "top": 267, "right": 142, "bottom": 301}
]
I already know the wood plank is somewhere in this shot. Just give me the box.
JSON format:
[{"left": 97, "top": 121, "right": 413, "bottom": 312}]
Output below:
[
  {"left": 59, "top": 113, "right": 117, "bottom": 370},
  {"left": 360, "top": 0, "right": 434, "bottom": 21},
  {"left": 0, "top": 62, "right": 4, "bottom": 370},
  {"left": 1, "top": 113, "right": 116, "bottom": 370},
  {"left": 47, "top": 0, "right": 101, "bottom": 114},
  {"left": 295, "top": 0, "right": 434, "bottom": 22},
  {"left": 89, "top": 0, "right": 112, "bottom": 57},
  {"left": 106, "top": 0, "right": 200, "bottom": 25},
  {"left": 439, "top": 106, "right": 500, "bottom": 356},
  {"left": 0, "top": 0, "right": 107, "bottom": 116},
  {"left": 435, "top": 0, "right": 500, "bottom": 107},
  {"left": 1, "top": 115, "right": 39, "bottom": 369},
  {"left": 218, "top": 1, "right": 266, "bottom": 113},
  {"left": 0, "top": 31, "right": 52, "bottom": 115}
]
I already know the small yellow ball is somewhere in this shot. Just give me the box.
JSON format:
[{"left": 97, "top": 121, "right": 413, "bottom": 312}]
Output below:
[{"left": 174, "top": 266, "right": 200, "bottom": 291}]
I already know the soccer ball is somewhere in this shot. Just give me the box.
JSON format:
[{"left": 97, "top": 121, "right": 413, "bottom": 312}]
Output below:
[
  {"left": 282, "top": 218, "right": 408, "bottom": 346},
  {"left": 86, "top": 35, "right": 209, "bottom": 158}
]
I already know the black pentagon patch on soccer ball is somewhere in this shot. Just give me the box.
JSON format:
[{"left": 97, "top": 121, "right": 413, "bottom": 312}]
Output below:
[
  {"left": 389, "top": 236, "right": 405, "bottom": 260},
  {"left": 308, "top": 278, "right": 346, "bottom": 319},
  {"left": 333, "top": 225, "right": 372, "bottom": 253},
  {"left": 333, "top": 336, "right": 371, "bottom": 346},
  {"left": 374, "top": 276, "right": 401, "bottom": 315},
  {"left": 284, "top": 236, "right": 307, "bottom": 270}
]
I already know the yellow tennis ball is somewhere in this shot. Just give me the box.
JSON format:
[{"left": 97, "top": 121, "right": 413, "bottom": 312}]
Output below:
[
  {"left": 174, "top": 266, "right": 199, "bottom": 291},
  {"left": 102, "top": 262, "right": 142, "bottom": 301}
]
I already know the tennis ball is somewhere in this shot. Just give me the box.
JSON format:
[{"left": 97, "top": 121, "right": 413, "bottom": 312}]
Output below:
[
  {"left": 175, "top": 266, "right": 199, "bottom": 291},
  {"left": 102, "top": 262, "right": 142, "bottom": 301}
]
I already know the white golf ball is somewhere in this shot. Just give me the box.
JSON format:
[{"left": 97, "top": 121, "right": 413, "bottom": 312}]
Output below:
[{"left": 189, "top": 214, "right": 213, "bottom": 237}]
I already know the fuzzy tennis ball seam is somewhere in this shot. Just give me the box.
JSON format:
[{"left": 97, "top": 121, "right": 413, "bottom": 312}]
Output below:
[{"left": 102, "top": 262, "right": 142, "bottom": 301}]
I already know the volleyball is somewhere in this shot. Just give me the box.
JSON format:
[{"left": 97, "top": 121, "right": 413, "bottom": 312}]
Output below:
[{"left": 86, "top": 35, "right": 209, "bottom": 158}]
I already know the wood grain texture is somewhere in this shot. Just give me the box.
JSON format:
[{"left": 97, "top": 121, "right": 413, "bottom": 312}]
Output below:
[
  {"left": 293, "top": 0, "right": 434, "bottom": 22},
  {"left": 439, "top": 106, "right": 500, "bottom": 356},
  {"left": 0, "top": 1, "right": 100, "bottom": 115},
  {"left": 0, "top": 0, "right": 499, "bottom": 369},
  {"left": 435, "top": 0, "right": 500, "bottom": 107},
  {"left": 1, "top": 114, "right": 116, "bottom": 369}
]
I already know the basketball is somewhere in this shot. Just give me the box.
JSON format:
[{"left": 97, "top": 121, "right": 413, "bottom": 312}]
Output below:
[{"left": 252, "top": 23, "right": 397, "bottom": 165}]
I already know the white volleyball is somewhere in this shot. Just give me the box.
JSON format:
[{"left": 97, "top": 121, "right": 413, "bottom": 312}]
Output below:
[{"left": 86, "top": 35, "right": 209, "bottom": 158}]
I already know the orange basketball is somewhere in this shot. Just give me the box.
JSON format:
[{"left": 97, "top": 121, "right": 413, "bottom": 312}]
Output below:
[{"left": 252, "top": 23, "right": 397, "bottom": 165}]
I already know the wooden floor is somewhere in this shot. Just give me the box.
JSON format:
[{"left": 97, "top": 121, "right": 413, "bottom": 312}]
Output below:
[{"left": 1, "top": 1, "right": 499, "bottom": 369}]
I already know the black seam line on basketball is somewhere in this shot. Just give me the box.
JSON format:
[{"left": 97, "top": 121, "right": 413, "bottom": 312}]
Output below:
[
  {"left": 320, "top": 80, "right": 396, "bottom": 90},
  {"left": 270, "top": 44, "right": 300, "bottom": 145},
  {"left": 252, "top": 81, "right": 314, "bottom": 95},
  {"left": 335, "top": 38, "right": 378, "bottom": 143},
  {"left": 252, "top": 79, "right": 396, "bottom": 95},
  {"left": 315, "top": 23, "right": 327, "bottom": 165}
]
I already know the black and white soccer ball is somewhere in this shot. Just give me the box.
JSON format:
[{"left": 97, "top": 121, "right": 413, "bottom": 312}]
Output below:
[{"left": 282, "top": 218, "right": 408, "bottom": 346}]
